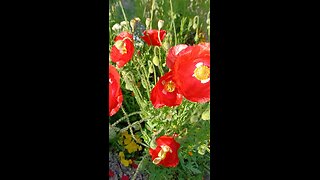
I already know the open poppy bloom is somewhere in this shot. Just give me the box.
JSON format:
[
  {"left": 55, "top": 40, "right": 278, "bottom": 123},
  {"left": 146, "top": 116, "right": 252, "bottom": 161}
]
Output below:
[
  {"left": 149, "top": 136, "right": 180, "bottom": 167},
  {"left": 166, "top": 44, "right": 189, "bottom": 69},
  {"left": 110, "top": 31, "right": 135, "bottom": 68},
  {"left": 141, "top": 29, "right": 166, "bottom": 46},
  {"left": 150, "top": 71, "right": 183, "bottom": 108},
  {"left": 172, "top": 43, "right": 210, "bottom": 103},
  {"left": 109, "top": 65, "right": 123, "bottom": 116}
]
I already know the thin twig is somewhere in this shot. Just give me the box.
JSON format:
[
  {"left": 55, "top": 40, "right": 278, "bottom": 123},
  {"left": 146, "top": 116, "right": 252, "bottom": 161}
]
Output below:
[
  {"left": 131, "top": 153, "right": 149, "bottom": 180},
  {"left": 111, "top": 111, "right": 142, "bottom": 127}
]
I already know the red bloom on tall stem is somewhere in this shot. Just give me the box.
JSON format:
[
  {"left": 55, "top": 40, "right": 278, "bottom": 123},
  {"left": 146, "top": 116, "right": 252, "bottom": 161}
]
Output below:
[
  {"left": 149, "top": 136, "right": 180, "bottom": 167},
  {"left": 109, "top": 65, "right": 123, "bottom": 116},
  {"left": 110, "top": 31, "right": 135, "bottom": 68},
  {"left": 166, "top": 44, "right": 188, "bottom": 69},
  {"left": 141, "top": 29, "right": 166, "bottom": 46},
  {"left": 172, "top": 43, "right": 210, "bottom": 103},
  {"left": 150, "top": 71, "right": 183, "bottom": 108}
]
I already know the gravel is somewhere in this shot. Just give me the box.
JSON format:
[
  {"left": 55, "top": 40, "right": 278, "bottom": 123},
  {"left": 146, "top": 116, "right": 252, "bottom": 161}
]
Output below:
[{"left": 109, "top": 151, "right": 148, "bottom": 180}]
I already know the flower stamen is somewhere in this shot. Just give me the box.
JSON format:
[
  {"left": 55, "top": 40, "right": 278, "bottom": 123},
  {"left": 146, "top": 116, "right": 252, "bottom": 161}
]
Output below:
[
  {"left": 193, "top": 62, "right": 210, "bottom": 83},
  {"left": 152, "top": 145, "right": 172, "bottom": 165},
  {"left": 164, "top": 81, "right": 176, "bottom": 92}
]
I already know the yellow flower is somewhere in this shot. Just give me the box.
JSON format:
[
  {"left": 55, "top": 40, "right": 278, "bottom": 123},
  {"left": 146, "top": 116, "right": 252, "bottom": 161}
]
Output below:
[
  {"left": 125, "top": 141, "right": 140, "bottom": 153},
  {"left": 124, "top": 137, "right": 132, "bottom": 145},
  {"left": 120, "top": 158, "right": 130, "bottom": 167},
  {"left": 122, "top": 130, "right": 131, "bottom": 139},
  {"left": 188, "top": 151, "right": 193, "bottom": 156},
  {"left": 119, "top": 151, "right": 125, "bottom": 159}
]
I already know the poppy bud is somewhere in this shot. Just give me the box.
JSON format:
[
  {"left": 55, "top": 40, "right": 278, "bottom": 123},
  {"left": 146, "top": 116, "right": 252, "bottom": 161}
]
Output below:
[
  {"left": 162, "top": 41, "right": 170, "bottom": 51},
  {"left": 120, "top": 21, "right": 129, "bottom": 26},
  {"left": 158, "top": 20, "right": 164, "bottom": 30},
  {"left": 152, "top": 56, "right": 159, "bottom": 66},
  {"left": 190, "top": 116, "right": 198, "bottom": 123},
  {"left": 192, "top": 16, "right": 199, "bottom": 29},
  {"left": 146, "top": 18, "right": 151, "bottom": 29},
  {"left": 112, "top": 23, "right": 121, "bottom": 31},
  {"left": 130, "top": 19, "right": 136, "bottom": 32},
  {"left": 148, "top": 64, "right": 154, "bottom": 74},
  {"left": 201, "top": 109, "right": 210, "bottom": 120}
]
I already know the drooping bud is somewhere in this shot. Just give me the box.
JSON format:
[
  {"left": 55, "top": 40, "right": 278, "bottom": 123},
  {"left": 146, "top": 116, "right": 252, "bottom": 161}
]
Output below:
[
  {"left": 152, "top": 56, "right": 159, "bottom": 66},
  {"left": 145, "top": 18, "right": 151, "bottom": 29},
  {"left": 130, "top": 19, "right": 136, "bottom": 32},
  {"left": 162, "top": 41, "right": 170, "bottom": 51},
  {"left": 120, "top": 21, "right": 129, "bottom": 26},
  {"left": 192, "top": 16, "right": 199, "bottom": 29},
  {"left": 201, "top": 109, "right": 210, "bottom": 120},
  {"left": 158, "top": 20, "right": 164, "bottom": 30},
  {"left": 134, "top": 17, "right": 141, "bottom": 22},
  {"left": 112, "top": 23, "right": 121, "bottom": 31}
]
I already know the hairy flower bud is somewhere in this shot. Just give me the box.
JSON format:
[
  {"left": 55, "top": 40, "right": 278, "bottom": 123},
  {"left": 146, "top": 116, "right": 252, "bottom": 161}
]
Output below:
[{"left": 158, "top": 20, "right": 164, "bottom": 30}]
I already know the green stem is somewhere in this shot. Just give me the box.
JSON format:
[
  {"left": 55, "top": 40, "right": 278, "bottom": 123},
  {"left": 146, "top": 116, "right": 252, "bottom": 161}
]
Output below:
[
  {"left": 135, "top": 56, "right": 151, "bottom": 98},
  {"left": 118, "top": 0, "right": 128, "bottom": 23},
  {"left": 121, "top": 107, "right": 149, "bottom": 147},
  {"left": 154, "top": 47, "right": 164, "bottom": 76},
  {"left": 150, "top": 0, "right": 155, "bottom": 29},
  {"left": 169, "top": 0, "right": 177, "bottom": 45},
  {"left": 111, "top": 111, "right": 142, "bottom": 127},
  {"left": 131, "top": 154, "right": 149, "bottom": 180}
]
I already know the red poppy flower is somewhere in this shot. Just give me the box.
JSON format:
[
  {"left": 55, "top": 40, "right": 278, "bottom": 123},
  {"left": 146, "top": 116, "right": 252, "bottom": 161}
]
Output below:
[
  {"left": 166, "top": 44, "right": 188, "bottom": 69},
  {"left": 150, "top": 71, "right": 183, "bottom": 108},
  {"left": 149, "top": 136, "right": 180, "bottom": 167},
  {"left": 172, "top": 43, "right": 210, "bottom": 103},
  {"left": 131, "top": 161, "right": 138, "bottom": 169},
  {"left": 110, "top": 31, "right": 134, "bottom": 68},
  {"left": 109, "top": 65, "right": 123, "bottom": 116},
  {"left": 121, "top": 175, "right": 129, "bottom": 180},
  {"left": 109, "top": 169, "right": 114, "bottom": 177},
  {"left": 141, "top": 29, "right": 166, "bottom": 46}
]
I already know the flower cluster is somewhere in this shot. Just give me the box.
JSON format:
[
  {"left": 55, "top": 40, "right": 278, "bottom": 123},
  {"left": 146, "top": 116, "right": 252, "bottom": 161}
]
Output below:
[
  {"left": 109, "top": 21, "right": 168, "bottom": 116},
  {"left": 151, "top": 42, "right": 210, "bottom": 108},
  {"left": 109, "top": 17, "right": 210, "bottom": 171}
]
